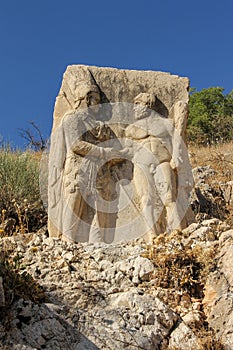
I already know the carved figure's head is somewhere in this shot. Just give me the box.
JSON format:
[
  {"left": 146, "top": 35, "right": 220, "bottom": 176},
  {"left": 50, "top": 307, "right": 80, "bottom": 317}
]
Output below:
[
  {"left": 71, "top": 67, "right": 102, "bottom": 113},
  {"left": 74, "top": 83, "right": 101, "bottom": 112},
  {"left": 133, "top": 93, "right": 157, "bottom": 120}
]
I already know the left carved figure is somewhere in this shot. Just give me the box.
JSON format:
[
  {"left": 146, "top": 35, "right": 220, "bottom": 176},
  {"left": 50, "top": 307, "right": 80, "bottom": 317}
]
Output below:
[{"left": 48, "top": 68, "right": 123, "bottom": 243}]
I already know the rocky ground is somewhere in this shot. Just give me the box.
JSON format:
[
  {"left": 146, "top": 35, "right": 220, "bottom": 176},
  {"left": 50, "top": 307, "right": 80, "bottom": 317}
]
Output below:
[{"left": 0, "top": 165, "right": 233, "bottom": 350}]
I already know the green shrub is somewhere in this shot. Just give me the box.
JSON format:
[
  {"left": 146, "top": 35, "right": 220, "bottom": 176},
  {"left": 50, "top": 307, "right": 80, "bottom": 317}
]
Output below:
[
  {"left": 0, "top": 147, "right": 47, "bottom": 234},
  {"left": 188, "top": 87, "right": 233, "bottom": 144}
]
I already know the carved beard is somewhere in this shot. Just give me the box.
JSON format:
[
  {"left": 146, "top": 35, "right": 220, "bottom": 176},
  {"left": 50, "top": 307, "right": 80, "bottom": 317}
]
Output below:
[{"left": 134, "top": 105, "right": 151, "bottom": 120}]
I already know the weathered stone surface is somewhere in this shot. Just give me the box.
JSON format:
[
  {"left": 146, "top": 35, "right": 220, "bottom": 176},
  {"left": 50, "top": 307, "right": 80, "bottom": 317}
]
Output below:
[
  {"left": 203, "top": 229, "right": 233, "bottom": 349},
  {"left": 191, "top": 166, "right": 230, "bottom": 222},
  {"left": 0, "top": 217, "right": 232, "bottom": 349},
  {"left": 48, "top": 65, "right": 193, "bottom": 243},
  {"left": 220, "top": 181, "right": 233, "bottom": 205},
  {"left": 0, "top": 233, "right": 179, "bottom": 349},
  {"left": 53, "top": 65, "right": 189, "bottom": 129},
  {"left": 168, "top": 322, "right": 200, "bottom": 350},
  {"left": 2, "top": 299, "right": 98, "bottom": 350}
]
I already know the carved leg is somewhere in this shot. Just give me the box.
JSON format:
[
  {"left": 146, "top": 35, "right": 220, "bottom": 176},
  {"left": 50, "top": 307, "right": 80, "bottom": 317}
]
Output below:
[{"left": 62, "top": 190, "right": 90, "bottom": 242}]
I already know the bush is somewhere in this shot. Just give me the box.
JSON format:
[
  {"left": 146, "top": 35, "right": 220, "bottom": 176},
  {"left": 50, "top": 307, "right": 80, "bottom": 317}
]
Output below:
[
  {"left": 0, "top": 147, "right": 47, "bottom": 234},
  {"left": 188, "top": 87, "right": 233, "bottom": 144}
]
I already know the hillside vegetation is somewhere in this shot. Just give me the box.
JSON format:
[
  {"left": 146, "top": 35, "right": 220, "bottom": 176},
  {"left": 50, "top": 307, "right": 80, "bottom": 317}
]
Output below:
[
  {"left": 188, "top": 87, "right": 233, "bottom": 144},
  {"left": 0, "top": 148, "right": 46, "bottom": 235}
]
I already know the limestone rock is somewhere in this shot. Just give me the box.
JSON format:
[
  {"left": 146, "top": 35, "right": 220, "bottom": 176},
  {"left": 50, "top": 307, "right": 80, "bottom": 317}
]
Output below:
[
  {"left": 53, "top": 65, "right": 189, "bottom": 129},
  {"left": 168, "top": 322, "right": 200, "bottom": 350},
  {"left": 191, "top": 166, "right": 229, "bottom": 221},
  {"left": 203, "top": 229, "right": 233, "bottom": 349},
  {"left": 220, "top": 181, "right": 233, "bottom": 205},
  {"left": 1, "top": 299, "right": 98, "bottom": 350},
  {"left": 0, "top": 233, "right": 177, "bottom": 349},
  {"left": 1, "top": 217, "right": 232, "bottom": 349}
]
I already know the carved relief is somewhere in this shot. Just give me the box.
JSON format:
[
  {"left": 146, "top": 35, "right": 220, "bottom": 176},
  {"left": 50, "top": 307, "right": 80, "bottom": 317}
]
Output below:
[{"left": 48, "top": 65, "right": 194, "bottom": 243}]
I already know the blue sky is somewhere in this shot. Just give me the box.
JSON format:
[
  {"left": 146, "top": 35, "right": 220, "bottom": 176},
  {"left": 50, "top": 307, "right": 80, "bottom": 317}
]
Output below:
[{"left": 0, "top": 0, "right": 232, "bottom": 148}]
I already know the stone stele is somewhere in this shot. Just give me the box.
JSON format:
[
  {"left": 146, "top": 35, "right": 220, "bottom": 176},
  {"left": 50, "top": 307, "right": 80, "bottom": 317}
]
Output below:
[{"left": 48, "top": 64, "right": 194, "bottom": 243}]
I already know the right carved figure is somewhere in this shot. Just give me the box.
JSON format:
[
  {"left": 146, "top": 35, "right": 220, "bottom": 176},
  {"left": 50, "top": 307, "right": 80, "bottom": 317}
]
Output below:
[{"left": 125, "top": 92, "right": 193, "bottom": 238}]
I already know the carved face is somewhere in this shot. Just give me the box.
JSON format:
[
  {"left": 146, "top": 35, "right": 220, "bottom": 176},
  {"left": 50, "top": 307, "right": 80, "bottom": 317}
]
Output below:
[
  {"left": 133, "top": 99, "right": 151, "bottom": 120},
  {"left": 86, "top": 91, "right": 101, "bottom": 114}
]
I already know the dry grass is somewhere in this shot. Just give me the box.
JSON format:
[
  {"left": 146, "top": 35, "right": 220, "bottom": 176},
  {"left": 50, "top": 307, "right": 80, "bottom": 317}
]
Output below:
[
  {"left": 189, "top": 141, "right": 233, "bottom": 182},
  {"left": 142, "top": 228, "right": 225, "bottom": 350},
  {"left": 189, "top": 141, "right": 233, "bottom": 226},
  {"left": 0, "top": 148, "right": 47, "bottom": 235},
  {"left": 143, "top": 230, "right": 217, "bottom": 308}
]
